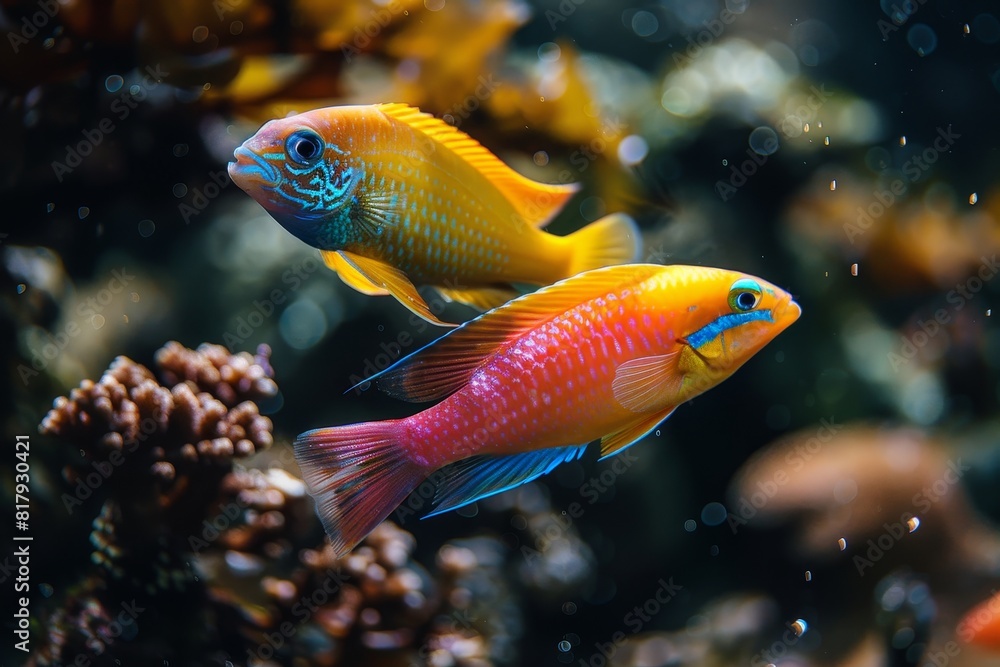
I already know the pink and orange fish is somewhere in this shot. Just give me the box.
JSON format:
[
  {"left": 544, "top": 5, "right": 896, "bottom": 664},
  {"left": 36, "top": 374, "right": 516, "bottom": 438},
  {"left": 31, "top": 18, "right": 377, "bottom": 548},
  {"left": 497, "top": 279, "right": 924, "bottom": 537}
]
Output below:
[
  {"left": 228, "top": 103, "right": 640, "bottom": 325},
  {"left": 295, "top": 263, "right": 801, "bottom": 556}
]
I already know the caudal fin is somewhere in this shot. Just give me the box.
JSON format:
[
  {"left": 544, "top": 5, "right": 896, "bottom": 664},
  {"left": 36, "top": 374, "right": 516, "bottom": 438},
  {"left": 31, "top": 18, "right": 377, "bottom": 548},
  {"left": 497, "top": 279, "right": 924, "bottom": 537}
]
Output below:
[
  {"left": 295, "top": 420, "right": 427, "bottom": 557},
  {"left": 566, "top": 213, "right": 642, "bottom": 276}
]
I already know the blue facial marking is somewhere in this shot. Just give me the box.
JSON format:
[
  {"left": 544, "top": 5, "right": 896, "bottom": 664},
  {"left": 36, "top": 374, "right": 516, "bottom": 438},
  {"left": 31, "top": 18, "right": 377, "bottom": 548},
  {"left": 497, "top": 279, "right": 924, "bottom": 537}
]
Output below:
[{"left": 686, "top": 310, "right": 774, "bottom": 349}]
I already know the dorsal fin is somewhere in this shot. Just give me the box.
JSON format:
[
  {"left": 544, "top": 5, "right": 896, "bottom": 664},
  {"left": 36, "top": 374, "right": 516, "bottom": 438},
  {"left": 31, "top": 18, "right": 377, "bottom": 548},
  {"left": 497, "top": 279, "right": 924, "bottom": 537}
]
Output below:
[
  {"left": 356, "top": 264, "right": 664, "bottom": 402},
  {"left": 376, "top": 102, "right": 579, "bottom": 227}
]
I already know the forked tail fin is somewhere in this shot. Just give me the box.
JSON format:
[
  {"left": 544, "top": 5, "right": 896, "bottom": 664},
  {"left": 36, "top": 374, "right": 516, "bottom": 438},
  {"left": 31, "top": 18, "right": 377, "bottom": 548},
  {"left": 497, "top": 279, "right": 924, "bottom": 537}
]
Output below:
[
  {"left": 295, "top": 420, "right": 427, "bottom": 557},
  {"left": 566, "top": 213, "right": 642, "bottom": 277}
]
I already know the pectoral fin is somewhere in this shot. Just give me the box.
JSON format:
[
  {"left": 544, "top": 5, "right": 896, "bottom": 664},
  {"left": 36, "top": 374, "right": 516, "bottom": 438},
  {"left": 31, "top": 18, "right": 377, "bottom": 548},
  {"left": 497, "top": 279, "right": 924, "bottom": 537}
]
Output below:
[
  {"left": 424, "top": 444, "right": 589, "bottom": 518},
  {"left": 599, "top": 408, "right": 674, "bottom": 460},
  {"left": 611, "top": 352, "right": 683, "bottom": 413},
  {"left": 336, "top": 251, "right": 455, "bottom": 327}
]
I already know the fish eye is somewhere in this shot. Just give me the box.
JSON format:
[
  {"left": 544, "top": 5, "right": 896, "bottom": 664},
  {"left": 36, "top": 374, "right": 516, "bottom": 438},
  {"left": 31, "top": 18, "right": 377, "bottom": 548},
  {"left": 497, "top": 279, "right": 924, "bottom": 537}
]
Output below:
[
  {"left": 285, "top": 130, "right": 323, "bottom": 166},
  {"left": 728, "top": 278, "right": 762, "bottom": 312}
]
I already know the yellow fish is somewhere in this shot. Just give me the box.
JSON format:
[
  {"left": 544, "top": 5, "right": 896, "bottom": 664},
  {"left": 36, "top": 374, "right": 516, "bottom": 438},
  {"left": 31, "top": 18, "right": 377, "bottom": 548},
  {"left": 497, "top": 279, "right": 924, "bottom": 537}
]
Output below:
[{"left": 228, "top": 103, "right": 641, "bottom": 325}]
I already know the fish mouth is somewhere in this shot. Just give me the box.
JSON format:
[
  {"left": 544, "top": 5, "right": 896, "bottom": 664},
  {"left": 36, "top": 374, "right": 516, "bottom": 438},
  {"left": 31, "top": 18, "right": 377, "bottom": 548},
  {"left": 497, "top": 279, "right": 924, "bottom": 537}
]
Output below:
[
  {"left": 228, "top": 145, "right": 280, "bottom": 190},
  {"left": 775, "top": 293, "right": 802, "bottom": 330}
]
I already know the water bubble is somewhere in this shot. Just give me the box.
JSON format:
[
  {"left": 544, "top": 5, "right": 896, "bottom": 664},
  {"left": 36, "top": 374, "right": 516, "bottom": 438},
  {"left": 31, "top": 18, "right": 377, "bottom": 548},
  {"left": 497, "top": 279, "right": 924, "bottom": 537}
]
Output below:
[
  {"left": 838, "top": 537, "right": 848, "bottom": 550},
  {"left": 192, "top": 25, "right": 210, "bottom": 43},
  {"left": 173, "top": 143, "right": 189, "bottom": 157},
  {"left": 684, "top": 519, "right": 697, "bottom": 532},
  {"left": 533, "top": 151, "right": 549, "bottom": 166},
  {"left": 92, "top": 314, "right": 106, "bottom": 330},
  {"left": 510, "top": 514, "right": 527, "bottom": 530},
  {"left": 907, "top": 24, "right": 937, "bottom": 56},
  {"left": 791, "top": 619, "right": 808, "bottom": 636},
  {"left": 973, "top": 13, "right": 1000, "bottom": 43},
  {"left": 631, "top": 10, "right": 659, "bottom": 37},
  {"left": 39, "top": 582, "right": 54, "bottom": 597},
  {"left": 709, "top": 544, "right": 720, "bottom": 556},
  {"left": 562, "top": 601, "right": 577, "bottom": 615},
  {"left": 558, "top": 640, "right": 572, "bottom": 652},
  {"left": 16, "top": 284, "right": 26, "bottom": 294},
  {"left": 617, "top": 135, "right": 649, "bottom": 166},
  {"left": 722, "top": 159, "right": 728, "bottom": 166},
  {"left": 424, "top": 0, "right": 445, "bottom": 10},
  {"left": 969, "top": 192, "right": 978, "bottom": 205},
  {"left": 700, "top": 502, "right": 727, "bottom": 526},
  {"left": 851, "top": 263, "right": 859, "bottom": 276},
  {"left": 279, "top": 299, "right": 327, "bottom": 349},
  {"left": 748, "top": 127, "right": 779, "bottom": 156},
  {"left": 78, "top": 206, "right": 90, "bottom": 219},
  {"left": 538, "top": 42, "right": 561, "bottom": 62},
  {"left": 964, "top": 23, "right": 971, "bottom": 35},
  {"left": 899, "top": 136, "right": 907, "bottom": 146},
  {"left": 105, "top": 75, "right": 124, "bottom": 93},
  {"left": 654, "top": 429, "right": 661, "bottom": 436},
  {"left": 829, "top": 179, "right": 837, "bottom": 191},
  {"left": 172, "top": 183, "right": 188, "bottom": 198},
  {"left": 230, "top": 21, "right": 244, "bottom": 35},
  {"left": 824, "top": 136, "right": 830, "bottom": 146},
  {"left": 804, "top": 570, "right": 812, "bottom": 582},
  {"left": 579, "top": 196, "right": 606, "bottom": 222},
  {"left": 46, "top": 202, "right": 55, "bottom": 213},
  {"left": 907, "top": 516, "right": 920, "bottom": 532},
  {"left": 138, "top": 219, "right": 155, "bottom": 237}
]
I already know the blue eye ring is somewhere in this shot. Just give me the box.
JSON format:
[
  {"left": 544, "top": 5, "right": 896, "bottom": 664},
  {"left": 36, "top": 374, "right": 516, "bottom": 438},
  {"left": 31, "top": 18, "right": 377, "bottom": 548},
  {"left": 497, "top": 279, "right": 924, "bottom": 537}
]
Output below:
[
  {"left": 728, "top": 278, "right": 761, "bottom": 312},
  {"left": 285, "top": 129, "right": 323, "bottom": 166}
]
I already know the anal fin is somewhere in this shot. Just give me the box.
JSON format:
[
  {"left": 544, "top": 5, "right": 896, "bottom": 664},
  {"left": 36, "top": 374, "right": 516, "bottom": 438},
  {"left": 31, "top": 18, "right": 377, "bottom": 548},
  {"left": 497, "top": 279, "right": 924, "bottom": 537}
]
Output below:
[
  {"left": 599, "top": 408, "right": 674, "bottom": 460},
  {"left": 336, "top": 250, "right": 456, "bottom": 327},
  {"left": 424, "top": 444, "right": 588, "bottom": 518}
]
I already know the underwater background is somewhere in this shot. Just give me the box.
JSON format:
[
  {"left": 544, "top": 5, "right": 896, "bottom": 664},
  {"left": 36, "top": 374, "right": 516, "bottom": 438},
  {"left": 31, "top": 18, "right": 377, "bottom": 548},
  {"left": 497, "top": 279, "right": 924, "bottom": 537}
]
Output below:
[{"left": 3, "top": 0, "right": 1000, "bottom": 665}]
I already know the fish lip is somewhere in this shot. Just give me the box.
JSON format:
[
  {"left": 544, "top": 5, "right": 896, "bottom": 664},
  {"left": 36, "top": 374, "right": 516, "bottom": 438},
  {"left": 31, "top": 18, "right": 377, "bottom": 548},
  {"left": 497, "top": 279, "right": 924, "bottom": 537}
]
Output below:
[
  {"left": 229, "top": 145, "right": 280, "bottom": 189},
  {"left": 776, "top": 293, "right": 802, "bottom": 327}
]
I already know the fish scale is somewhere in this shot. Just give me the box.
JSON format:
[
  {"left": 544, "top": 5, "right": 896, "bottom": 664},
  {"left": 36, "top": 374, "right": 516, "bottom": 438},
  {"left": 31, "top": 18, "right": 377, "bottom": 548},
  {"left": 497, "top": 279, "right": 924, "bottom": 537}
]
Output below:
[{"left": 405, "top": 288, "right": 664, "bottom": 468}]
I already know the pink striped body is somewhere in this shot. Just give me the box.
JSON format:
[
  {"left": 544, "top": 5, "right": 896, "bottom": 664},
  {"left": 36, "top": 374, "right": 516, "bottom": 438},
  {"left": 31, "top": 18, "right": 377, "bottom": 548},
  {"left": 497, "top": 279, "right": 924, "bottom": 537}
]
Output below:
[{"left": 401, "top": 283, "right": 682, "bottom": 468}]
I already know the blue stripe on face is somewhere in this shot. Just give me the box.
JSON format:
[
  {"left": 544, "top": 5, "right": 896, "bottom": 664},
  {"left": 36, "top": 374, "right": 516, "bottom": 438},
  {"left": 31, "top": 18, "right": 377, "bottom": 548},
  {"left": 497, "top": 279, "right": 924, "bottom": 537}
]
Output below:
[{"left": 686, "top": 309, "right": 774, "bottom": 349}]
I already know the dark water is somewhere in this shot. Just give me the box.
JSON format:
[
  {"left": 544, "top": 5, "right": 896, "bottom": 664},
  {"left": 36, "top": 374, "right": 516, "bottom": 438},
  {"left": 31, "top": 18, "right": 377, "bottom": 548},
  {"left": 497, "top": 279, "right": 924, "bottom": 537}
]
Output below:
[{"left": 3, "top": 0, "right": 1000, "bottom": 665}]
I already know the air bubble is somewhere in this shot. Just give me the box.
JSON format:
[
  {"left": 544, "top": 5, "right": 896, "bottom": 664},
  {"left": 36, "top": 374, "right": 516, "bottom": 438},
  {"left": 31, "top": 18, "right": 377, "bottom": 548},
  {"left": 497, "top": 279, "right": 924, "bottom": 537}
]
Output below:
[
  {"left": 105, "top": 75, "right": 124, "bottom": 93},
  {"left": 749, "top": 127, "right": 780, "bottom": 156}
]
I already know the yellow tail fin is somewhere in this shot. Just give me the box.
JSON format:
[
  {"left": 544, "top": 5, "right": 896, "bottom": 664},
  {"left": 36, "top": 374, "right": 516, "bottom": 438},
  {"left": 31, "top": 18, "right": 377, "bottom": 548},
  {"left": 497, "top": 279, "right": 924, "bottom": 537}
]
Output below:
[{"left": 565, "top": 213, "right": 642, "bottom": 276}]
